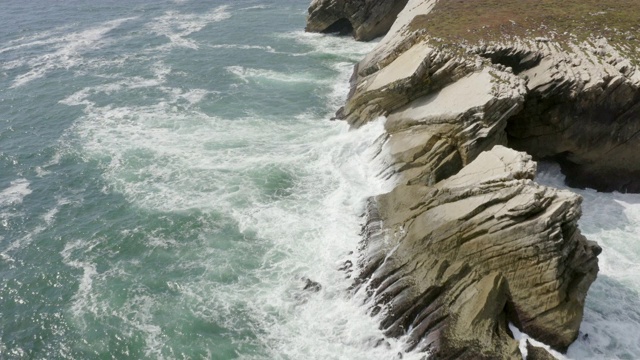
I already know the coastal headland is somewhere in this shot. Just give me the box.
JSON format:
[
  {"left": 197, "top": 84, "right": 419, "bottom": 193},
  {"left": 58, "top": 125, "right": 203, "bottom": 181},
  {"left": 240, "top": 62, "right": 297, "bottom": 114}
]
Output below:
[{"left": 306, "top": 0, "right": 640, "bottom": 358}]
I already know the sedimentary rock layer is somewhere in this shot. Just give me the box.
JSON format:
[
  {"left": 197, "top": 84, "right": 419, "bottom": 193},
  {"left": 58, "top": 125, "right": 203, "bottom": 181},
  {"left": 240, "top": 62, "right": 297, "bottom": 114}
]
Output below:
[
  {"left": 323, "top": 0, "right": 640, "bottom": 192},
  {"left": 302, "top": 0, "right": 640, "bottom": 357},
  {"left": 357, "top": 146, "right": 600, "bottom": 358}
]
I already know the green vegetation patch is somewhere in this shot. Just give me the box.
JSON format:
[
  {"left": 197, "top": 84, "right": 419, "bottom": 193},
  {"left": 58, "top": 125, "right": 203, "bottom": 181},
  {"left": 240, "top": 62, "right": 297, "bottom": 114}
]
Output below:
[{"left": 409, "top": 0, "right": 640, "bottom": 46}]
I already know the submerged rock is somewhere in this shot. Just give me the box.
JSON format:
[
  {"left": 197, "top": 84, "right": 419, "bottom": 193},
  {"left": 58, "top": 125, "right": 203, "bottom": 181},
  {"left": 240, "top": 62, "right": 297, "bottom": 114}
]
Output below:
[{"left": 302, "top": 278, "right": 322, "bottom": 292}]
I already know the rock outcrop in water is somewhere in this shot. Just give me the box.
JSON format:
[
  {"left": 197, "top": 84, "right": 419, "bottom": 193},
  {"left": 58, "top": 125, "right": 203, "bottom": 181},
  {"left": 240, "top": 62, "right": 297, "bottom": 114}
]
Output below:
[
  {"left": 306, "top": 0, "right": 409, "bottom": 40},
  {"left": 302, "top": 0, "right": 640, "bottom": 357},
  {"left": 329, "top": 0, "right": 640, "bottom": 193}
]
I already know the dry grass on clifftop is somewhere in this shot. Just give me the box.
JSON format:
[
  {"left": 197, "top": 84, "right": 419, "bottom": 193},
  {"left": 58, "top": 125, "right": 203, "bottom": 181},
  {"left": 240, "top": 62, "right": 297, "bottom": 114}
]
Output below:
[{"left": 409, "top": 0, "right": 640, "bottom": 46}]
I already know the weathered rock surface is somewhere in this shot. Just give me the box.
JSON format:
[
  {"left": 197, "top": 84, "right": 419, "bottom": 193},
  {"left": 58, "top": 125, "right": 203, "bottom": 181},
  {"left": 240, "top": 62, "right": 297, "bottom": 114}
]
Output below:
[
  {"left": 330, "top": 0, "right": 640, "bottom": 192},
  {"left": 305, "top": 0, "right": 409, "bottom": 41},
  {"left": 526, "top": 341, "right": 557, "bottom": 360},
  {"left": 302, "top": 0, "right": 639, "bottom": 357},
  {"left": 505, "top": 40, "right": 640, "bottom": 192},
  {"left": 356, "top": 146, "right": 600, "bottom": 358}
]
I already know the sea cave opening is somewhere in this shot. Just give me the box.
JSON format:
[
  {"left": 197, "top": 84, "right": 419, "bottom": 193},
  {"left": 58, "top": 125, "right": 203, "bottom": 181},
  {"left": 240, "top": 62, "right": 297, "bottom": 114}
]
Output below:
[{"left": 322, "top": 18, "right": 354, "bottom": 36}]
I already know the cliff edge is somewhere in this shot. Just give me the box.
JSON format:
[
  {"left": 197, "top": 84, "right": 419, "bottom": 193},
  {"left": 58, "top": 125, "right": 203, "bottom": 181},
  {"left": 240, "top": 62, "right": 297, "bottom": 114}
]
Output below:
[
  {"left": 302, "top": 0, "right": 640, "bottom": 358},
  {"left": 310, "top": 0, "right": 640, "bottom": 192}
]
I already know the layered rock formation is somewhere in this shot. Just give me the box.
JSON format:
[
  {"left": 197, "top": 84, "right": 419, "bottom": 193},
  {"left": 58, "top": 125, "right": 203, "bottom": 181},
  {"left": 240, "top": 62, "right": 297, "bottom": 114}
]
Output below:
[
  {"left": 357, "top": 146, "right": 600, "bottom": 358},
  {"left": 302, "top": 0, "right": 640, "bottom": 357},
  {"left": 326, "top": 0, "right": 640, "bottom": 192}
]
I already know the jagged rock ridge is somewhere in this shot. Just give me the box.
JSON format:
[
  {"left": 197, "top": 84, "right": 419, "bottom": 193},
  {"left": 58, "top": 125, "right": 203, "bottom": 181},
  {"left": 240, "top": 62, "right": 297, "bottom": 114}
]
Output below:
[
  {"left": 322, "top": 0, "right": 640, "bottom": 192},
  {"left": 301, "top": 0, "right": 640, "bottom": 358},
  {"left": 357, "top": 146, "right": 600, "bottom": 358}
]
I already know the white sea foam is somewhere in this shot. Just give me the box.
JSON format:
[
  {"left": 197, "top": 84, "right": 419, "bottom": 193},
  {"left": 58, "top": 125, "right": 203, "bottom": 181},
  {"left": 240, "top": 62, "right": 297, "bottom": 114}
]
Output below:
[
  {"left": 227, "top": 119, "right": 421, "bottom": 360},
  {"left": 43, "top": 197, "right": 70, "bottom": 225},
  {"left": 147, "top": 6, "right": 231, "bottom": 50},
  {"left": 0, "top": 179, "right": 32, "bottom": 207},
  {"left": 5, "top": 17, "right": 136, "bottom": 87},
  {"left": 0, "top": 25, "right": 73, "bottom": 55},
  {"left": 0, "top": 226, "right": 43, "bottom": 265},
  {"left": 0, "top": 178, "right": 31, "bottom": 243},
  {"left": 57, "top": 27, "right": 432, "bottom": 358},
  {"left": 60, "top": 61, "right": 211, "bottom": 109},
  {"left": 239, "top": 5, "right": 271, "bottom": 11},
  {"left": 208, "top": 44, "right": 276, "bottom": 52},
  {"left": 60, "top": 238, "right": 102, "bottom": 332},
  {"left": 70, "top": 104, "right": 316, "bottom": 211},
  {"left": 280, "top": 31, "right": 378, "bottom": 61},
  {"left": 1, "top": 195, "right": 68, "bottom": 263},
  {"left": 226, "top": 65, "right": 331, "bottom": 84},
  {"left": 510, "top": 323, "right": 569, "bottom": 360}
]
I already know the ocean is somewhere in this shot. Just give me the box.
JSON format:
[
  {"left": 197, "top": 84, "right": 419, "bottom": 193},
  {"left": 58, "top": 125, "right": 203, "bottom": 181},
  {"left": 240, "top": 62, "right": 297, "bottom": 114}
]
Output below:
[{"left": 0, "top": 0, "right": 638, "bottom": 359}]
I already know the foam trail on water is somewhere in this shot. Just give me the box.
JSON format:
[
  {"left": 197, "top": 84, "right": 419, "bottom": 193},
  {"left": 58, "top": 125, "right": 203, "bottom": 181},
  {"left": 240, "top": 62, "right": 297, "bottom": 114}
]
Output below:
[
  {"left": 0, "top": 179, "right": 31, "bottom": 207},
  {"left": 60, "top": 63, "right": 211, "bottom": 109},
  {"left": 0, "top": 25, "right": 75, "bottom": 55},
  {"left": 209, "top": 44, "right": 276, "bottom": 52},
  {"left": 226, "top": 65, "right": 332, "bottom": 84},
  {"left": 239, "top": 5, "right": 271, "bottom": 11},
  {"left": 4, "top": 17, "right": 136, "bottom": 87},
  {"left": 1, "top": 196, "right": 67, "bottom": 264},
  {"left": 0, "top": 179, "right": 32, "bottom": 236},
  {"left": 147, "top": 6, "right": 231, "bottom": 50}
]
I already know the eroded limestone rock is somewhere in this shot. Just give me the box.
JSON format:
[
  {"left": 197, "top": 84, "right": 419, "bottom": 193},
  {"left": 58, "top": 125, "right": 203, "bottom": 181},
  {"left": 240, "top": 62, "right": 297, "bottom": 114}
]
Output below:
[
  {"left": 384, "top": 67, "right": 526, "bottom": 186},
  {"left": 356, "top": 146, "right": 601, "bottom": 358}
]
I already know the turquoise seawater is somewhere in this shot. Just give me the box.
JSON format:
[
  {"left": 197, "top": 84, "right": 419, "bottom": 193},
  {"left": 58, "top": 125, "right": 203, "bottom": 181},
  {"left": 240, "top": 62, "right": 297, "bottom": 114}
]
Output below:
[
  {"left": 1, "top": 1, "right": 639, "bottom": 359},
  {"left": 0, "top": 1, "right": 407, "bottom": 358}
]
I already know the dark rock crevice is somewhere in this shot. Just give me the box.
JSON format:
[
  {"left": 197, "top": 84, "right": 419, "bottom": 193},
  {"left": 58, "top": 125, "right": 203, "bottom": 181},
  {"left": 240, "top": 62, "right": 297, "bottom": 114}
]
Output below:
[
  {"left": 306, "top": 0, "right": 409, "bottom": 41},
  {"left": 478, "top": 48, "right": 543, "bottom": 74},
  {"left": 321, "top": 18, "right": 354, "bottom": 36},
  {"left": 506, "top": 70, "right": 640, "bottom": 192}
]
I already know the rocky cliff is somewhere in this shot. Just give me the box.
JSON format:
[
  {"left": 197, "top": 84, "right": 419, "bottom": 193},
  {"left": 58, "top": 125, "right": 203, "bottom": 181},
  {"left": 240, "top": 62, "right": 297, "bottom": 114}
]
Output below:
[
  {"left": 356, "top": 146, "right": 600, "bottom": 358},
  {"left": 303, "top": 0, "right": 640, "bottom": 358},
  {"left": 311, "top": 0, "right": 640, "bottom": 192},
  {"left": 306, "top": 0, "right": 409, "bottom": 40}
]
